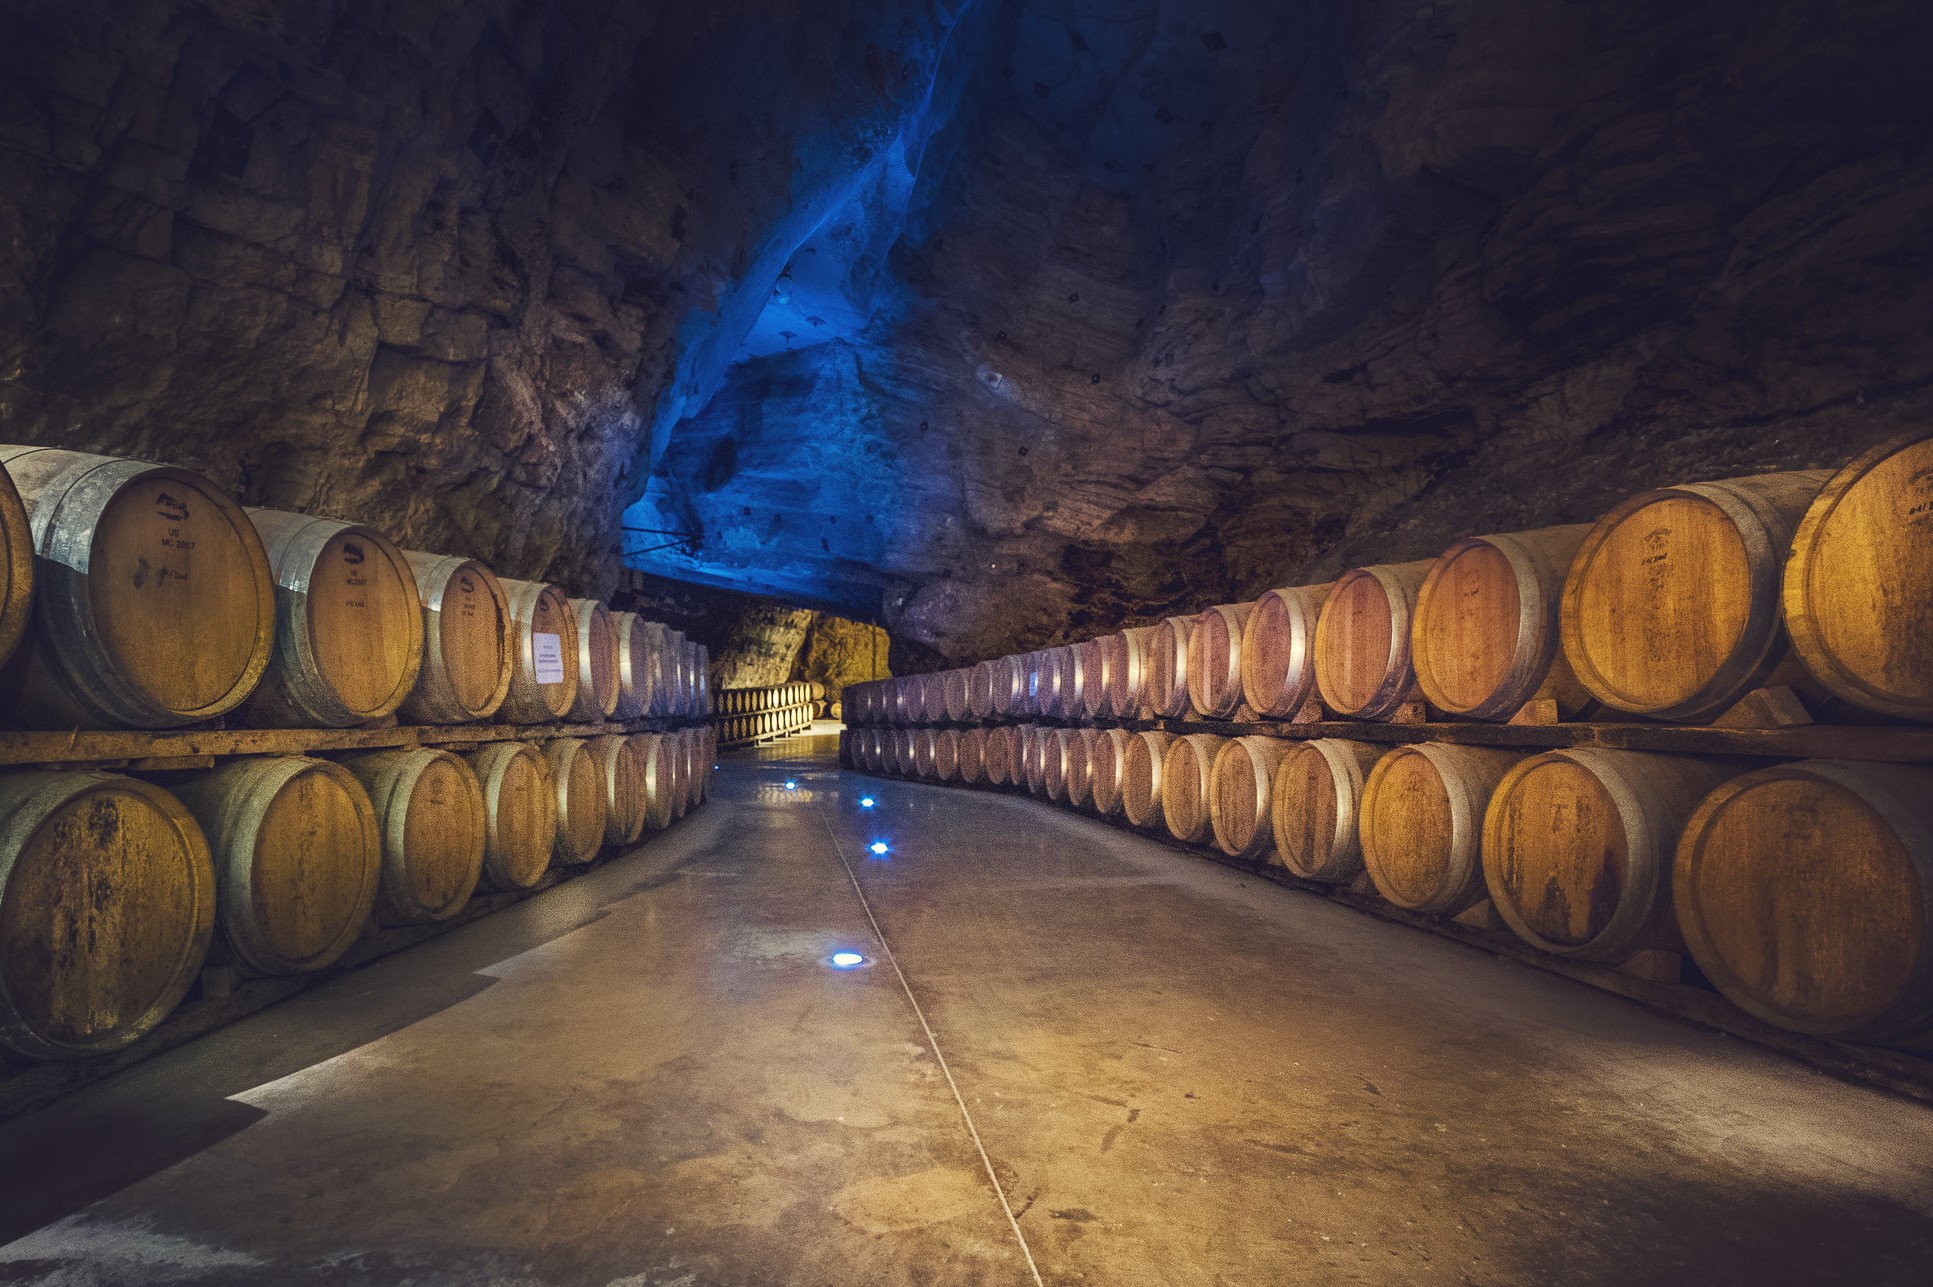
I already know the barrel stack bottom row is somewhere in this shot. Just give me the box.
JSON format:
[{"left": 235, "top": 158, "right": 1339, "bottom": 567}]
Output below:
[
  {"left": 843, "top": 721, "right": 1933, "bottom": 1054},
  {"left": 0, "top": 725, "right": 717, "bottom": 1065}
]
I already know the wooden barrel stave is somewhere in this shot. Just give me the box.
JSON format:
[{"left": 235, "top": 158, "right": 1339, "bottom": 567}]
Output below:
[
  {"left": 1089, "top": 728, "right": 1132, "bottom": 818},
  {"left": 0, "top": 447, "right": 275, "bottom": 728},
  {"left": 1161, "top": 733, "right": 1226, "bottom": 844},
  {"left": 1145, "top": 617, "right": 1197, "bottom": 719},
  {"left": 544, "top": 737, "right": 608, "bottom": 865},
  {"left": 1784, "top": 432, "right": 1933, "bottom": 720},
  {"left": 567, "top": 599, "right": 621, "bottom": 722},
  {"left": 1413, "top": 526, "right": 1592, "bottom": 721},
  {"left": 1560, "top": 471, "right": 1832, "bottom": 722},
  {"left": 1314, "top": 561, "right": 1434, "bottom": 721},
  {"left": 340, "top": 749, "right": 486, "bottom": 926},
  {"left": 1271, "top": 738, "right": 1383, "bottom": 882},
  {"left": 464, "top": 741, "right": 556, "bottom": 892},
  {"left": 498, "top": 579, "right": 581, "bottom": 724},
  {"left": 0, "top": 770, "right": 216, "bottom": 1059},
  {"left": 1121, "top": 730, "right": 1176, "bottom": 828},
  {"left": 1209, "top": 735, "right": 1291, "bottom": 860},
  {"left": 1675, "top": 760, "right": 1933, "bottom": 1046},
  {"left": 399, "top": 552, "right": 514, "bottom": 724},
  {"left": 1188, "top": 602, "right": 1254, "bottom": 719},
  {"left": 1482, "top": 749, "right": 1735, "bottom": 961},
  {"left": 1360, "top": 744, "right": 1520, "bottom": 915},
  {"left": 172, "top": 756, "right": 382, "bottom": 976},
  {"left": 246, "top": 510, "right": 426, "bottom": 728},
  {"left": 1241, "top": 584, "right": 1331, "bottom": 719}
]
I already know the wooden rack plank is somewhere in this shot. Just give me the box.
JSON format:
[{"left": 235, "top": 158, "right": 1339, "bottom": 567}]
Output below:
[
  {"left": 0, "top": 716, "right": 707, "bottom": 768},
  {"left": 851, "top": 716, "right": 1933, "bottom": 764}
]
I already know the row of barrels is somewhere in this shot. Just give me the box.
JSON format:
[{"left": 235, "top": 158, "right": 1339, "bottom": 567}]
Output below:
[
  {"left": 715, "top": 702, "right": 819, "bottom": 747},
  {"left": 714, "top": 682, "right": 827, "bottom": 716},
  {"left": 842, "top": 724, "right": 1933, "bottom": 1050},
  {"left": 848, "top": 430, "right": 1933, "bottom": 727},
  {"left": 0, "top": 446, "right": 710, "bottom": 729},
  {"left": 0, "top": 727, "right": 716, "bottom": 1062}
]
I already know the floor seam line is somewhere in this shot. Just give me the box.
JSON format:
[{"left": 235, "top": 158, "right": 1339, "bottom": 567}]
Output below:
[{"left": 811, "top": 797, "right": 1046, "bottom": 1287}]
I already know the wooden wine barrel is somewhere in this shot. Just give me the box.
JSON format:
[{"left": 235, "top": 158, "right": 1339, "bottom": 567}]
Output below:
[
  {"left": 1240, "top": 584, "right": 1331, "bottom": 719},
  {"left": 1062, "top": 728, "right": 1095, "bottom": 809},
  {"left": 246, "top": 510, "right": 426, "bottom": 728},
  {"left": 1031, "top": 649, "right": 1061, "bottom": 718},
  {"left": 957, "top": 727, "right": 988, "bottom": 784},
  {"left": 1088, "top": 728, "right": 1132, "bottom": 818},
  {"left": 172, "top": 757, "right": 381, "bottom": 976},
  {"left": 1023, "top": 651, "right": 1051, "bottom": 717},
  {"left": 912, "top": 728, "right": 940, "bottom": 780},
  {"left": 632, "top": 734, "right": 678, "bottom": 831},
  {"left": 915, "top": 672, "right": 942, "bottom": 725},
  {"left": 0, "top": 770, "right": 215, "bottom": 1059},
  {"left": 1314, "top": 561, "right": 1435, "bottom": 721},
  {"left": 1121, "top": 730, "right": 1177, "bottom": 829},
  {"left": 982, "top": 725, "right": 1016, "bottom": 785},
  {"left": 544, "top": 737, "right": 608, "bottom": 864},
  {"left": 1360, "top": 744, "right": 1519, "bottom": 915},
  {"left": 1482, "top": 749, "right": 1733, "bottom": 962},
  {"left": 966, "top": 660, "right": 997, "bottom": 721},
  {"left": 1675, "top": 761, "right": 1933, "bottom": 1045},
  {"left": 934, "top": 728, "right": 961, "bottom": 781},
  {"left": 1145, "top": 617, "right": 1196, "bottom": 719},
  {"left": 663, "top": 731, "right": 690, "bottom": 820},
  {"left": 1271, "top": 739, "right": 1382, "bottom": 882},
  {"left": 0, "top": 447, "right": 274, "bottom": 728},
  {"left": 695, "top": 644, "right": 711, "bottom": 716},
  {"left": 566, "top": 598, "right": 621, "bottom": 722},
  {"left": 987, "top": 656, "right": 1019, "bottom": 718},
  {"left": 878, "top": 727, "right": 903, "bottom": 776},
  {"left": 340, "top": 749, "right": 486, "bottom": 925},
  {"left": 1561, "top": 471, "right": 1832, "bottom": 722},
  {"left": 1055, "top": 645, "right": 1087, "bottom": 720},
  {"left": 0, "top": 460, "right": 33, "bottom": 672},
  {"left": 1043, "top": 727, "right": 1072, "bottom": 803},
  {"left": 1209, "top": 736, "right": 1291, "bottom": 860},
  {"left": 943, "top": 669, "right": 970, "bottom": 724},
  {"left": 1412, "top": 525, "right": 1593, "bottom": 721},
  {"left": 1784, "top": 431, "right": 1933, "bottom": 720},
  {"left": 463, "top": 741, "right": 556, "bottom": 892},
  {"left": 590, "top": 733, "right": 648, "bottom": 845},
  {"left": 1022, "top": 726, "right": 1052, "bottom": 796},
  {"left": 610, "top": 612, "right": 657, "bottom": 719},
  {"left": 398, "top": 552, "right": 513, "bottom": 724},
  {"left": 1099, "top": 627, "right": 1155, "bottom": 719},
  {"left": 657, "top": 629, "right": 688, "bottom": 718},
  {"left": 1160, "top": 734, "right": 1226, "bottom": 844},
  {"left": 1188, "top": 602, "right": 1254, "bottom": 719},
  {"left": 498, "top": 578, "right": 581, "bottom": 724}
]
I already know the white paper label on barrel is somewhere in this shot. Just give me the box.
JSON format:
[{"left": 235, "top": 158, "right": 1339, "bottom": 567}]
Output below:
[{"left": 533, "top": 632, "right": 566, "bottom": 684}]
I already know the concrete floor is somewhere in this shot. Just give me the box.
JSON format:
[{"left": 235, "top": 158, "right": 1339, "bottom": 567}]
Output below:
[{"left": 4, "top": 730, "right": 1933, "bottom": 1286}]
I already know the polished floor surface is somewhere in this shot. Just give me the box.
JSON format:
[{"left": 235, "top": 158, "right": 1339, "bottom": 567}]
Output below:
[{"left": 3, "top": 730, "right": 1932, "bottom": 1286}]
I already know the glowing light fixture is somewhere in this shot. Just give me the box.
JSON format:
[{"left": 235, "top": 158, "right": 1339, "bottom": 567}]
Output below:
[
  {"left": 785, "top": 780, "right": 797, "bottom": 790},
  {"left": 868, "top": 841, "right": 890, "bottom": 855},
  {"left": 860, "top": 797, "right": 875, "bottom": 808},
  {"left": 830, "top": 951, "right": 866, "bottom": 969}
]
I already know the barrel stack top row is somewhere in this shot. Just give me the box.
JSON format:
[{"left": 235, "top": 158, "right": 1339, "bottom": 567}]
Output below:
[
  {"left": 847, "top": 430, "right": 1933, "bottom": 730},
  {"left": 0, "top": 445, "right": 709, "bottom": 731}
]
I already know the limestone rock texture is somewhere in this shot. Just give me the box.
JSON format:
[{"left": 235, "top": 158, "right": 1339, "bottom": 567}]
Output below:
[{"left": 3, "top": 0, "right": 1931, "bottom": 664}]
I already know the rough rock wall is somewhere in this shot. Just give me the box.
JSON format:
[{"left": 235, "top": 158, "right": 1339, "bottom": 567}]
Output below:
[
  {"left": 5, "top": 0, "right": 1930, "bottom": 664},
  {"left": 0, "top": 0, "right": 980, "bottom": 592},
  {"left": 638, "top": 0, "right": 1933, "bottom": 663},
  {"left": 613, "top": 572, "right": 886, "bottom": 693}
]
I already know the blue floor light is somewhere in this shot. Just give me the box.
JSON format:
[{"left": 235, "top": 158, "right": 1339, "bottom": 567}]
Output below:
[
  {"left": 829, "top": 951, "right": 867, "bottom": 969},
  {"left": 784, "top": 780, "right": 797, "bottom": 790},
  {"left": 868, "top": 840, "right": 890, "bottom": 856},
  {"left": 859, "top": 796, "right": 875, "bottom": 808}
]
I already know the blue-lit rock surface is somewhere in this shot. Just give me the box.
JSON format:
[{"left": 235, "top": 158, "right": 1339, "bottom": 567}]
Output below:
[{"left": 3, "top": 0, "right": 1931, "bottom": 664}]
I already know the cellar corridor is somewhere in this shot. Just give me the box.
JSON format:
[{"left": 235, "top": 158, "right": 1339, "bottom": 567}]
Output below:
[{"left": 4, "top": 732, "right": 1931, "bottom": 1287}]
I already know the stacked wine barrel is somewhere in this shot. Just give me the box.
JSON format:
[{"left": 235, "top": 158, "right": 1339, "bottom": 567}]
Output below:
[
  {"left": 843, "top": 431, "right": 1933, "bottom": 1051},
  {"left": 0, "top": 446, "right": 716, "bottom": 1065},
  {"left": 713, "top": 681, "right": 825, "bottom": 746}
]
